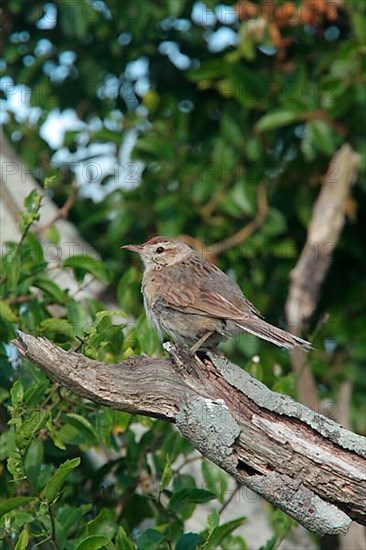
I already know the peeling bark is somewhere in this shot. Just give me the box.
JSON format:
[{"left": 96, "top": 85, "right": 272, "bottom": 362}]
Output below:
[{"left": 14, "top": 332, "right": 366, "bottom": 536}]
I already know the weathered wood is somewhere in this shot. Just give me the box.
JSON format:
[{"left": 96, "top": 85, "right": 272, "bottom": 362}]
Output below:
[
  {"left": 15, "top": 332, "right": 366, "bottom": 535},
  {"left": 285, "top": 144, "right": 360, "bottom": 409},
  {"left": 286, "top": 144, "right": 360, "bottom": 328}
]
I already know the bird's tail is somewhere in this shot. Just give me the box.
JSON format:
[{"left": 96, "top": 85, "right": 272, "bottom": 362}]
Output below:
[{"left": 235, "top": 318, "right": 312, "bottom": 351}]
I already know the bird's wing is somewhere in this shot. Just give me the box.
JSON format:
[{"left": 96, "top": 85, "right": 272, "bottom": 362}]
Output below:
[
  {"left": 159, "top": 257, "right": 263, "bottom": 320},
  {"left": 161, "top": 286, "right": 252, "bottom": 321},
  {"left": 160, "top": 285, "right": 312, "bottom": 350}
]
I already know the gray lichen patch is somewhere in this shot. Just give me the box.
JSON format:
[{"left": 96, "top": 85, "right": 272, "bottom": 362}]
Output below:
[
  {"left": 243, "top": 472, "right": 351, "bottom": 536},
  {"left": 210, "top": 352, "right": 366, "bottom": 458},
  {"left": 176, "top": 396, "right": 241, "bottom": 468}
]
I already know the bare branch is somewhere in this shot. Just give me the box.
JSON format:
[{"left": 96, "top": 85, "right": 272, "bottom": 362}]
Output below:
[
  {"left": 34, "top": 180, "right": 78, "bottom": 234},
  {"left": 285, "top": 144, "right": 360, "bottom": 408},
  {"left": 286, "top": 144, "right": 360, "bottom": 328},
  {"left": 181, "top": 184, "right": 268, "bottom": 260},
  {"left": 14, "top": 331, "right": 366, "bottom": 536}
]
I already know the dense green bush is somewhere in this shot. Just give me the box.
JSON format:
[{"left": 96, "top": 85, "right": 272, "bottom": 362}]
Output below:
[{"left": 1, "top": 189, "right": 255, "bottom": 548}]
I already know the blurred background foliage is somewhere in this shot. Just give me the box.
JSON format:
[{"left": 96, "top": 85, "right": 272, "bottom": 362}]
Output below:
[{"left": 1, "top": 0, "right": 365, "bottom": 548}]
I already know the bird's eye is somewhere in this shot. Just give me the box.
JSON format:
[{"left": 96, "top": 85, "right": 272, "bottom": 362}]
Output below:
[{"left": 156, "top": 246, "right": 165, "bottom": 254}]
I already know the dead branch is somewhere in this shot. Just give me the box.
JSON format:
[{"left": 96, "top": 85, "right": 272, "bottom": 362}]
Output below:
[
  {"left": 285, "top": 144, "right": 360, "bottom": 408},
  {"left": 14, "top": 331, "right": 366, "bottom": 536},
  {"left": 286, "top": 144, "right": 359, "bottom": 328}
]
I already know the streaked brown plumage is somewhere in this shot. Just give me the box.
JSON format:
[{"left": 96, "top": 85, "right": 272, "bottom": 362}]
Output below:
[{"left": 122, "top": 236, "right": 311, "bottom": 352}]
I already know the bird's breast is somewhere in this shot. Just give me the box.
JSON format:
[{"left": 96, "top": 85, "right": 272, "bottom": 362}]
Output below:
[{"left": 142, "top": 270, "right": 164, "bottom": 305}]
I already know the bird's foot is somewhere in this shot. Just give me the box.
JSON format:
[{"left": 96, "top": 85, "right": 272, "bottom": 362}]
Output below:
[
  {"left": 190, "top": 331, "right": 214, "bottom": 354},
  {"left": 163, "top": 341, "right": 200, "bottom": 378}
]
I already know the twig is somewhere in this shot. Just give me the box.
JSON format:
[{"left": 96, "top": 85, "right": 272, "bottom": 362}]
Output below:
[
  {"left": 47, "top": 502, "right": 60, "bottom": 550},
  {"left": 173, "top": 455, "right": 202, "bottom": 475},
  {"left": 181, "top": 184, "right": 268, "bottom": 260},
  {"left": 209, "top": 183, "right": 268, "bottom": 254},
  {"left": 302, "top": 110, "right": 348, "bottom": 137},
  {"left": 218, "top": 483, "right": 240, "bottom": 515},
  {"left": 69, "top": 275, "right": 96, "bottom": 299},
  {"left": 6, "top": 294, "right": 33, "bottom": 305},
  {"left": 35, "top": 182, "right": 78, "bottom": 234},
  {"left": 201, "top": 187, "right": 228, "bottom": 218}
]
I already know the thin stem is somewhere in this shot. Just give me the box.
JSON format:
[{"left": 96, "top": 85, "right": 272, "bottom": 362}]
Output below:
[
  {"left": 218, "top": 484, "right": 240, "bottom": 515},
  {"left": 47, "top": 502, "right": 60, "bottom": 550},
  {"left": 173, "top": 455, "right": 201, "bottom": 475}
]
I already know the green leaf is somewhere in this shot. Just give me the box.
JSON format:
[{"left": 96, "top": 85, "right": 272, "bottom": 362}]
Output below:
[
  {"left": 136, "top": 529, "right": 165, "bottom": 550},
  {"left": 24, "top": 380, "right": 50, "bottom": 407},
  {"left": 39, "top": 318, "right": 74, "bottom": 339},
  {"left": 44, "top": 224, "right": 60, "bottom": 244},
  {"left": 92, "top": 128, "right": 123, "bottom": 144},
  {"left": 0, "top": 300, "right": 18, "bottom": 322},
  {"left": 15, "top": 528, "right": 29, "bottom": 550},
  {"left": 67, "top": 300, "right": 90, "bottom": 332},
  {"left": 115, "top": 526, "right": 136, "bottom": 550},
  {"left": 201, "top": 461, "right": 228, "bottom": 503},
  {"left": 6, "top": 459, "right": 23, "bottom": 481},
  {"left": 63, "top": 255, "right": 109, "bottom": 283},
  {"left": 0, "top": 496, "right": 35, "bottom": 519},
  {"left": 94, "top": 309, "right": 126, "bottom": 329},
  {"left": 175, "top": 533, "right": 204, "bottom": 550},
  {"left": 56, "top": 504, "right": 92, "bottom": 535},
  {"left": 203, "top": 517, "right": 246, "bottom": 549},
  {"left": 65, "top": 413, "right": 97, "bottom": 445},
  {"left": 187, "top": 59, "right": 228, "bottom": 81},
  {"left": 15, "top": 411, "right": 49, "bottom": 448},
  {"left": 42, "top": 457, "right": 81, "bottom": 502},
  {"left": 75, "top": 535, "right": 110, "bottom": 550},
  {"left": 10, "top": 379, "right": 24, "bottom": 404},
  {"left": 24, "top": 189, "right": 42, "bottom": 213},
  {"left": 258, "top": 536, "right": 278, "bottom": 550},
  {"left": 176, "top": 532, "right": 203, "bottom": 550},
  {"left": 262, "top": 209, "right": 287, "bottom": 237},
  {"left": 33, "top": 279, "right": 67, "bottom": 302},
  {"left": 229, "top": 182, "right": 253, "bottom": 215},
  {"left": 85, "top": 508, "right": 117, "bottom": 539},
  {"left": 207, "top": 510, "right": 220, "bottom": 532},
  {"left": 47, "top": 421, "right": 67, "bottom": 450},
  {"left": 255, "top": 109, "right": 300, "bottom": 132},
  {"left": 238, "top": 25, "right": 256, "bottom": 61},
  {"left": 24, "top": 439, "right": 44, "bottom": 489},
  {"left": 168, "top": 488, "right": 216, "bottom": 511},
  {"left": 306, "top": 120, "right": 337, "bottom": 155},
  {"left": 6, "top": 511, "right": 33, "bottom": 532},
  {"left": 160, "top": 455, "right": 172, "bottom": 490},
  {"left": 272, "top": 240, "right": 297, "bottom": 259}
]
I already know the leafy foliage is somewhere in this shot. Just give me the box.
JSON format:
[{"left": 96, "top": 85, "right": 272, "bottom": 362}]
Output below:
[
  {"left": 1, "top": 0, "right": 366, "bottom": 547},
  {"left": 0, "top": 192, "right": 245, "bottom": 550}
]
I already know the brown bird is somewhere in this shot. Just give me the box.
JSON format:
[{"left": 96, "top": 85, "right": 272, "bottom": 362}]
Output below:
[{"left": 122, "top": 236, "right": 311, "bottom": 352}]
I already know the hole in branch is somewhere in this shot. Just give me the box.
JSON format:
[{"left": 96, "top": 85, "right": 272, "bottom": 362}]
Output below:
[{"left": 237, "top": 460, "right": 262, "bottom": 477}]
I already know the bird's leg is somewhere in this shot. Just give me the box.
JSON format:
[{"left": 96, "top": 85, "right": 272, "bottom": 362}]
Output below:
[{"left": 190, "top": 331, "right": 214, "bottom": 354}]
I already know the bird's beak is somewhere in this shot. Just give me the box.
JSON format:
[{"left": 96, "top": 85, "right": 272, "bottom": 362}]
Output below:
[{"left": 121, "top": 244, "right": 142, "bottom": 252}]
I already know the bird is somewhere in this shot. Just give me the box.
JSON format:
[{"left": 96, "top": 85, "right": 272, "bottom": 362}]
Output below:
[{"left": 122, "top": 236, "right": 311, "bottom": 353}]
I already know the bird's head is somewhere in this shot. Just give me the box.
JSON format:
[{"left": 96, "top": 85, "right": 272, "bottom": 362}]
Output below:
[{"left": 122, "top": 237, "right": 193, "bottom": 268}]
